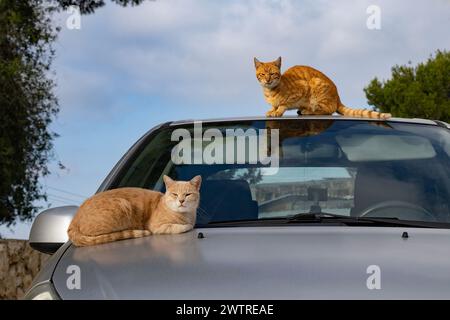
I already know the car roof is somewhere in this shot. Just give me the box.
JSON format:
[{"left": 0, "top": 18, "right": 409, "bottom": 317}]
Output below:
[{"left": 170, "top": 115, "right": 441, "bottom": 126}]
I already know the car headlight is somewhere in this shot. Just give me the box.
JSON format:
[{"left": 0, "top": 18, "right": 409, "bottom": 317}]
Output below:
[{"left": 23, "top": 281, "right": 60, "bottom": 300}]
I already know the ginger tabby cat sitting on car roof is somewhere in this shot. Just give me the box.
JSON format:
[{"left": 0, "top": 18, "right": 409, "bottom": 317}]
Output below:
[
  {"left": 254, "top": 57, "right": 391, "bottom": 119},
  {"left": 68, "top": 175, "right": 201, "bottom": 247}
]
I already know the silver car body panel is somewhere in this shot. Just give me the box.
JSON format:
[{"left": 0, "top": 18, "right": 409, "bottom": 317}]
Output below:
[
  {"left": 26, "top": 241, "right": 72, "bottom": 295},
  {"left": 52, "top": 227, "right": 450, "bottom": 299}
]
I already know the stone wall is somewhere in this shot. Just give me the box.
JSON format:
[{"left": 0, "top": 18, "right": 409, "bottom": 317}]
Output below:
[{"left": 0, "top": 240, "right": 49, "bottom": 300}]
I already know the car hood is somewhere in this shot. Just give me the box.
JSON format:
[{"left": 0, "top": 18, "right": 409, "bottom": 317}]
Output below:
[{"left": 53, "top": 226, "right": 450, "bottom": 299}]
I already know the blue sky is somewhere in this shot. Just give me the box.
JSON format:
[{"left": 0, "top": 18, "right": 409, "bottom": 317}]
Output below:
[{"left": 1, "top": 0, "right": 449, "bottom": 238}]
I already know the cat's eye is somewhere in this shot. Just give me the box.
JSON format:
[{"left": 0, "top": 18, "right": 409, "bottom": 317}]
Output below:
[
  {"left": 186, "top": 193, "right": 193, "bottom": 197},
  {"left": 171, "top": 193, "right": 178, "bottom": 197}
]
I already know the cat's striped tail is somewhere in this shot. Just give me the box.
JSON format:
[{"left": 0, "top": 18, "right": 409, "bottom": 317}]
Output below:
[
  {"left": 68, "top": 227, "right": 151, "bottom": 247},
  {"left": 337, "top": 103, "right": 391, "bottom": 119}
]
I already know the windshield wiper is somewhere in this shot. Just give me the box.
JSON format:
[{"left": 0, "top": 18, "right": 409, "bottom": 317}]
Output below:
[
  {"left": 287, "top": 212, "right": 446, "bottom": 228},
  {"left": 200, "top": 212, "right": 450, "bottom": 229},
  {"left": 286, "top": 212, "right": 399, "bottom": 225}
]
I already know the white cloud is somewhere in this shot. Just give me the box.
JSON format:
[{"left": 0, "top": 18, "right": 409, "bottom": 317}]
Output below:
[
  {"left": 54, "top": 65, "right": 115, "bottom": 118},
  {"left": 52, "top": 0, "right": 450, "bottom": 114}
]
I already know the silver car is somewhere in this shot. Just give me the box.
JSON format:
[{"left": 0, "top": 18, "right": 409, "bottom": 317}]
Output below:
[{"left": 24, "top": 116, "right": 450, "bottom": 299}]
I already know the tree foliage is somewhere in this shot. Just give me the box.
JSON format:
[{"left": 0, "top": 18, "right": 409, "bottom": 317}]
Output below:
[
  {"left": 0, "top": 0, "right": 150, "bottom": 227},
  {"left": 0, "top": 0, "right": 59, "bottom": 225},
  {"left": 52, "top": 0, "right": 146, "bottom": 14},
  {"left": 364, "top": 50, "right": 450, "bottom": 122}
]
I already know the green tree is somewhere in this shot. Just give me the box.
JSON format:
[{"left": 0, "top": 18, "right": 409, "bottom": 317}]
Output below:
[
  {"left": 364, "top": 50, "right": 450, "bottom": 122},
  {"left": 0, "top": 0, "right": 60, "bottom": 225},
  {"left": 0, "top": 0, "right": 150, "bottom": 228},
  {"left": 0, "top": 0, "right": 58, "bottom": 224}
]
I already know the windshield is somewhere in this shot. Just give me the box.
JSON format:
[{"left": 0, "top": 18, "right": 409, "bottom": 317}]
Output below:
[{"left": 112, "top": 119, "right": 450, "bottom": 226}]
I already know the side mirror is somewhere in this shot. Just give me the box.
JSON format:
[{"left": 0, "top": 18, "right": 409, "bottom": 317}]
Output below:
[{"left": 29, "top": 206, "right": 78, "bottom": 254}]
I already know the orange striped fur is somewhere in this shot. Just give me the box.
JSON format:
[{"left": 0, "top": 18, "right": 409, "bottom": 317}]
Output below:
[
  {"left": 254, "top": 57, "right": 391, "bottom": 119},
  {"left": 67, "top": 176, "right": 202, "bottom": 247}
]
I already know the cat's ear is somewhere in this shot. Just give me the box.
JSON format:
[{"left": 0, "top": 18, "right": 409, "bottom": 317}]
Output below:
[
  {"left": 274, "top": 56, "right": 282, "bottom": 69},
  {"left": 254, "top": 57, "right": 262, "bottom": 69},
  {"left": 190, "top": 175, "right": 202, "bottom": 190},
  {"left": 163, "top": 175, "right": 175, "bottom": 188}
]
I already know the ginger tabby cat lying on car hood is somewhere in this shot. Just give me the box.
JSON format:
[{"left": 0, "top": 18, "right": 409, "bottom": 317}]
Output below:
[
  {"left": 68, "top": 175, "right": 201, "bottom": 247},
  {"left": 254, "top": 57, "right": 391, "bottom": 119}
]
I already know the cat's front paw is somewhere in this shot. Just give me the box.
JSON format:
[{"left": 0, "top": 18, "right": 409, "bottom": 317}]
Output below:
[
  {"left": 152, "top": 223, "right": 192, "bottom": 235},
  {"left": 170, "top": 224, "right": 193, "bottom": 234},
  {"left": 272, "top": 110, "right": 285, "bottom": 117},
  {"left": 266, "top": 110, "right": 276, "bottom": 117}
]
